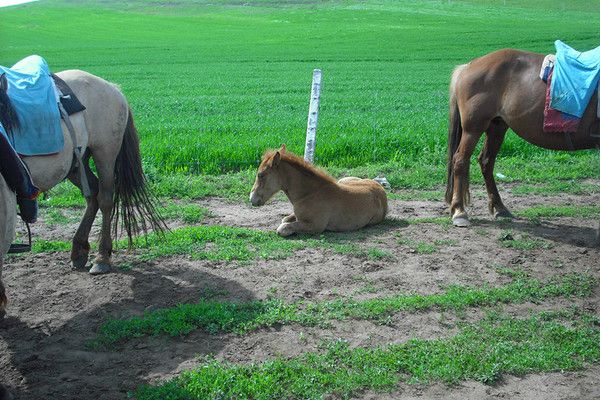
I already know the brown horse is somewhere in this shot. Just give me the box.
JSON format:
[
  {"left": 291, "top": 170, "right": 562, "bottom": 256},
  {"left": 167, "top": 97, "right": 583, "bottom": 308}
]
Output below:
[
  {"left": 250, "top": 145, "right": 388, "bottom": 236},
  {"left": 445, "top": 49, "right": 600, "bottom": 242}
]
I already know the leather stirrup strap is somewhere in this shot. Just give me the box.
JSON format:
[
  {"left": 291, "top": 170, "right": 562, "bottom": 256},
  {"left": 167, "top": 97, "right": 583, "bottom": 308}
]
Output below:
[{"left": 58, "top": 102, "right": 91, "bottom": 198}]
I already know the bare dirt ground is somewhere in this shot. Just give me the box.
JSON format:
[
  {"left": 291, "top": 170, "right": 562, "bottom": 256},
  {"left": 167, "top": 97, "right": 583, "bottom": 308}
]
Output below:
[{"left": 1, "top": 186, "right": 599, "bottom": 400}]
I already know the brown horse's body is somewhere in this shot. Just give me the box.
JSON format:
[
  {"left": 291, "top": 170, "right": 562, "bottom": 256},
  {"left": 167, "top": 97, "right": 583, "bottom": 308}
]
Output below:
[
  {"left": 446, "top": 49, "right": 600, "bottom": 241},
  {"left": 250, "top": 146, "right": 388, "bottom": 236}
]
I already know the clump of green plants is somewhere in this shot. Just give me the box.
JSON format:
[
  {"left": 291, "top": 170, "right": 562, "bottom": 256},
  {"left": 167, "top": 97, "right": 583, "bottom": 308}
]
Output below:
[
  {"left": 90, "top": 273, "right": 595, "bottom": 348},
  {"left": 133, "top": 311, "right": 600, "bottom": 399},
  {"left": 498, "top": 230, "right": 553, "bottom": 250}
]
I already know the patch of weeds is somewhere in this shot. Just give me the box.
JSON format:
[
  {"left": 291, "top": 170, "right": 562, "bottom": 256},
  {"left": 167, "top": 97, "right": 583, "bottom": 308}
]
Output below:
[
  {"left": 433, "top": 239, "right": 458, "bottom": 247},
  {"left": 116, "top": 262, "right": 134, "bottom": 272},
  {"left": 512, "top": 181, "right": 600, "bottom": 197},
  {"left": 92, "top": 274, "right": 596, "bottom": 347},
  {"left": 516, "top": 205, "right": 600, "bottom": 220},
  {"left": 43, "top": 208, "right": 73, "bottom": 226},
  {"left": 367, "top": 248, "right": 394, "bottom": 260},
  {"left": 39, "top": 182, "right": 85, "bottom": 208},
  {"left": 160, "top": 202, "right": 211, "bottom": 224},
  {"left": 32, "top": 239, "right": 71, "bottom": 253},
  {"left": 133, "top": 312, "right": 600, "bottom": 399},
  {"left": 126, "top": 226, "right": 308, "bottom": 262},
  {"left": 499, "top": 230, "right": 553, "bottom": 250},
  {"left": 495, "top": 266, "right": 528, "bottom": 279}
]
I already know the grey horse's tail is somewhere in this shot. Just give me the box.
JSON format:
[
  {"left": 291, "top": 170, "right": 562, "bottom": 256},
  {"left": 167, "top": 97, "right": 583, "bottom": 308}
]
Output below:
[
  {"left": 112, "top": 108, "right": 166, "bottom": 245},
  {"left": 445, "top": 65, "right": 468, "bottom": 205}
]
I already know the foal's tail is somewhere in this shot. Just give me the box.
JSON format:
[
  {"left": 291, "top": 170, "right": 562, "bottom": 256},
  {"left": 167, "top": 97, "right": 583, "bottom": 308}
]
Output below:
[
  {"left": 445, "top": 65, "right": 466, "bottom": 205},
  {"left": 112, "top": 108, "right": 166, "bottom": 245}
]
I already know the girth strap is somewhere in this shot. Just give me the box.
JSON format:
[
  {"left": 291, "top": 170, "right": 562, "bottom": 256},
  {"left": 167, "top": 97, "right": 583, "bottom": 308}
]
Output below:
[{"left": 58, "top": 102, "right": 91, "bottom": 198}]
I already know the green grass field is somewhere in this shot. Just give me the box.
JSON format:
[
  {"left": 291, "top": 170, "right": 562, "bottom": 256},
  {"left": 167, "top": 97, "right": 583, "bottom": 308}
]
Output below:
[{"left": 2, "top": 0, "right": 599, "bottom": 183}]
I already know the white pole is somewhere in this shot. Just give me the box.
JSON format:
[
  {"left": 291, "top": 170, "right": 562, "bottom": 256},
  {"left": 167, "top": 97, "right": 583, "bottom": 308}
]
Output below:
[{"left": 304, "top": 69, "right": 322, "bottom": 163}]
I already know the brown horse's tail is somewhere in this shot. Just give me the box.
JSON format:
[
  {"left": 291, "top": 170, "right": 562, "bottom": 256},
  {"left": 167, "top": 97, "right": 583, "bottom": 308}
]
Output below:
[
  {"left": 112, "top": 108, "right": 166, "bottom": 245},
  {"left": 445, "top": 65, "right": 466, "bottom": 205}
]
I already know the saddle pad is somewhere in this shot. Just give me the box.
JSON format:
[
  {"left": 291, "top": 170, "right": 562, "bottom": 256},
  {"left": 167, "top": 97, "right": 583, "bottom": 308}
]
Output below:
[
  {"left": 550, "top": 40, "right": 600, "bottom": 118},
  {"left": 544, "top": 68, "right": 580, "bottom": 133},
  {"left": 0, "top": 55, "right": 64, "bottom": 156},
  {"left": 52, "top": 73, "right": 86, "bottom": 115}
]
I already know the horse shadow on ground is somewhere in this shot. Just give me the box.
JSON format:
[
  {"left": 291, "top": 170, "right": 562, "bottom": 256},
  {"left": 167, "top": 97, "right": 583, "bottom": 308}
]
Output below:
[
  {"left": 473, "top": 217, "right": 599, "bottom": 248},
  {"left": 0, "top": 262, "right": 255, "bottom": 400}
]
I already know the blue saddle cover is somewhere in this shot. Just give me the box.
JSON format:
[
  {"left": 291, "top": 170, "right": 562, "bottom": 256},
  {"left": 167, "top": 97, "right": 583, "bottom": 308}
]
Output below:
[
  {"left": 550, "top": 40, "right": 600, "bottom": 118},
  {"left": 0, "top": 55, "right": 64, "bottom": 156}
]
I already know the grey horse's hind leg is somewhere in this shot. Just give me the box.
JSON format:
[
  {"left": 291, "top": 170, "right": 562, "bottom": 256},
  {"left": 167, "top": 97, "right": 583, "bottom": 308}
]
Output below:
[
  {"left": 67, "top": 154, "right": 100, "bottom": 270},
  {"left": 89, "top": 157, "right": 116, "bottom": 275},
  {"left": 596, "top": 221, "right": 600, "bottom": 246}
]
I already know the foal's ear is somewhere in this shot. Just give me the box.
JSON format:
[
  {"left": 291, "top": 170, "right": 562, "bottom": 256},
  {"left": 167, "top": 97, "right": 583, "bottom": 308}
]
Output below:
[
  {"left": 279, "top": 144, "right": 286, "bottom": 153},
  {"left": 272, "top": 151, "right": 281, "bottom": 166},
  {"left": 0, "top": 74, "right": 7, "bottom": 92}
]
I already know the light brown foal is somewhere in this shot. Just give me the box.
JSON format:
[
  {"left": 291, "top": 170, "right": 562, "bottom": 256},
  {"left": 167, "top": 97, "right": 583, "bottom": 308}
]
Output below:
[{"left": 250, "top": 145, "right": 388, "bottom": 236}]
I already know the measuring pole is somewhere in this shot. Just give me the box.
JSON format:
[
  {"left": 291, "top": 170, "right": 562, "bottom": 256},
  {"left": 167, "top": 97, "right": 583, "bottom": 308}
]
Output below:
[{"left": 304, "top": 69, "right": 322, "bottom": 163}]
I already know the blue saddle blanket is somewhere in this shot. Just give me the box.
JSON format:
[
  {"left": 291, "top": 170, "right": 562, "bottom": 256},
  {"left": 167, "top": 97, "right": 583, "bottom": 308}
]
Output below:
[
  {"left": 0, "top": 55, "right": 64, "bottom": 156},
  {"left": 550, "top": 40, "right": 600, "bottom": 118}
]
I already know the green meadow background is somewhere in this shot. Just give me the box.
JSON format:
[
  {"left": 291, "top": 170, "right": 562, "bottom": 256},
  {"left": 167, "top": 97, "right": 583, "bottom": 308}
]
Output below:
[{"left": 1, "top": 0, "right": 599, "bottom": 183}]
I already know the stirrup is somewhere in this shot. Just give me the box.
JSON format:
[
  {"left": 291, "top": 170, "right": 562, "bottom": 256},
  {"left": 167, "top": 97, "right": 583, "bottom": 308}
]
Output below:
[{"left": 8, "top": 221, "right": 32, "bottom": 254}]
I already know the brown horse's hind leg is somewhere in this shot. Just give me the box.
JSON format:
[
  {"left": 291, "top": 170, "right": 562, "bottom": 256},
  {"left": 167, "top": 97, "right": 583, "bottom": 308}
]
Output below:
[
  {"left": 450, "top": 130, "right": 483, "bottom": 227},
  {"left": 68, "top": 158, "right": 100, "bottom": 269},
  {"left": 478, "top": 120, "right": 513, "bottom": 219}
]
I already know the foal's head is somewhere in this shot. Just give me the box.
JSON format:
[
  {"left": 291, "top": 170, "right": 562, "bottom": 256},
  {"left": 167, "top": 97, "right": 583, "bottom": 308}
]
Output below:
[
  {"left": 0, "top": 73, "right": 20, "bottom": 133},
  {"left": 250, "top": 144, "right": 286, "bottom": 206}
]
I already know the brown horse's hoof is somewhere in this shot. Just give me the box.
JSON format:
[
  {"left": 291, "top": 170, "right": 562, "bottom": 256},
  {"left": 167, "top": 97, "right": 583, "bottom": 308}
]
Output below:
[
  {"left": 452, "top": 215, "right": 470, "bottom": 227},
  {"left": 71, "top": 255, "right": 89, "bottom": 270},
  {"left": 89, "top": 263, "right": 111, "bottom": 275},
  {"left": 494, "top": 209, "right": 514, "bottom": 219}
]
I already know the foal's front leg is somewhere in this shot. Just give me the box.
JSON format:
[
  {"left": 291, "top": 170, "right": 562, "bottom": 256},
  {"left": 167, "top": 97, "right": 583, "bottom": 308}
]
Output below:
[{"left": 277, "top": 218, "right": 327, "bottom": 237}]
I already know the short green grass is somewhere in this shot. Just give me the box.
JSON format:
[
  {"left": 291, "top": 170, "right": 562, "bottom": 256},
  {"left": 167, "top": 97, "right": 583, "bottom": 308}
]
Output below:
[
  {"left": 2, "top": 1, "right": 600, "bottom": 181},
  {"left": 133, "top": 311, "right": 600, "bottom": 399},
  {"left": 91, "top": 273, "right": 595, "bottom": 347}
]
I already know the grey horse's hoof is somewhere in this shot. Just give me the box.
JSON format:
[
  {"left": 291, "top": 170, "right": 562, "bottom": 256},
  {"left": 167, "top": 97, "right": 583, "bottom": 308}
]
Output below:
[
  {"left": 71, "top": 255, "right": 89, "bottom": 270},
  {"left": 452, "top": 215, "right": 471, "bottom": 227},
  {"left": 494, "top": 209, "right": 514, "bottom": 219},
  {"left": 89, "top": 263, "right": 111, "bottom": 275}
]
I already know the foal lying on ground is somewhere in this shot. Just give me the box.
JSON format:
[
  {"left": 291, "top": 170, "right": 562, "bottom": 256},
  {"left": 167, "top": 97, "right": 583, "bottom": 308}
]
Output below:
[{"left": 250, "top": 145, "right": 388, "bottom": 236}]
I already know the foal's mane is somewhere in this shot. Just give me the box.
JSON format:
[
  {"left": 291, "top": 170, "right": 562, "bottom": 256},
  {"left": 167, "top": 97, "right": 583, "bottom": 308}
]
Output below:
[{"left": 262, "top": 149, "right": 336, "bottom": 184}]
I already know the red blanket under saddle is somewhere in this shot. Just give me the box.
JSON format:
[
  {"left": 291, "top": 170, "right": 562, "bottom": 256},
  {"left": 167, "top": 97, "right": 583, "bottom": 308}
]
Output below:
[{"left": 543, "top": 69, "right": 581, "bottom": 133}]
